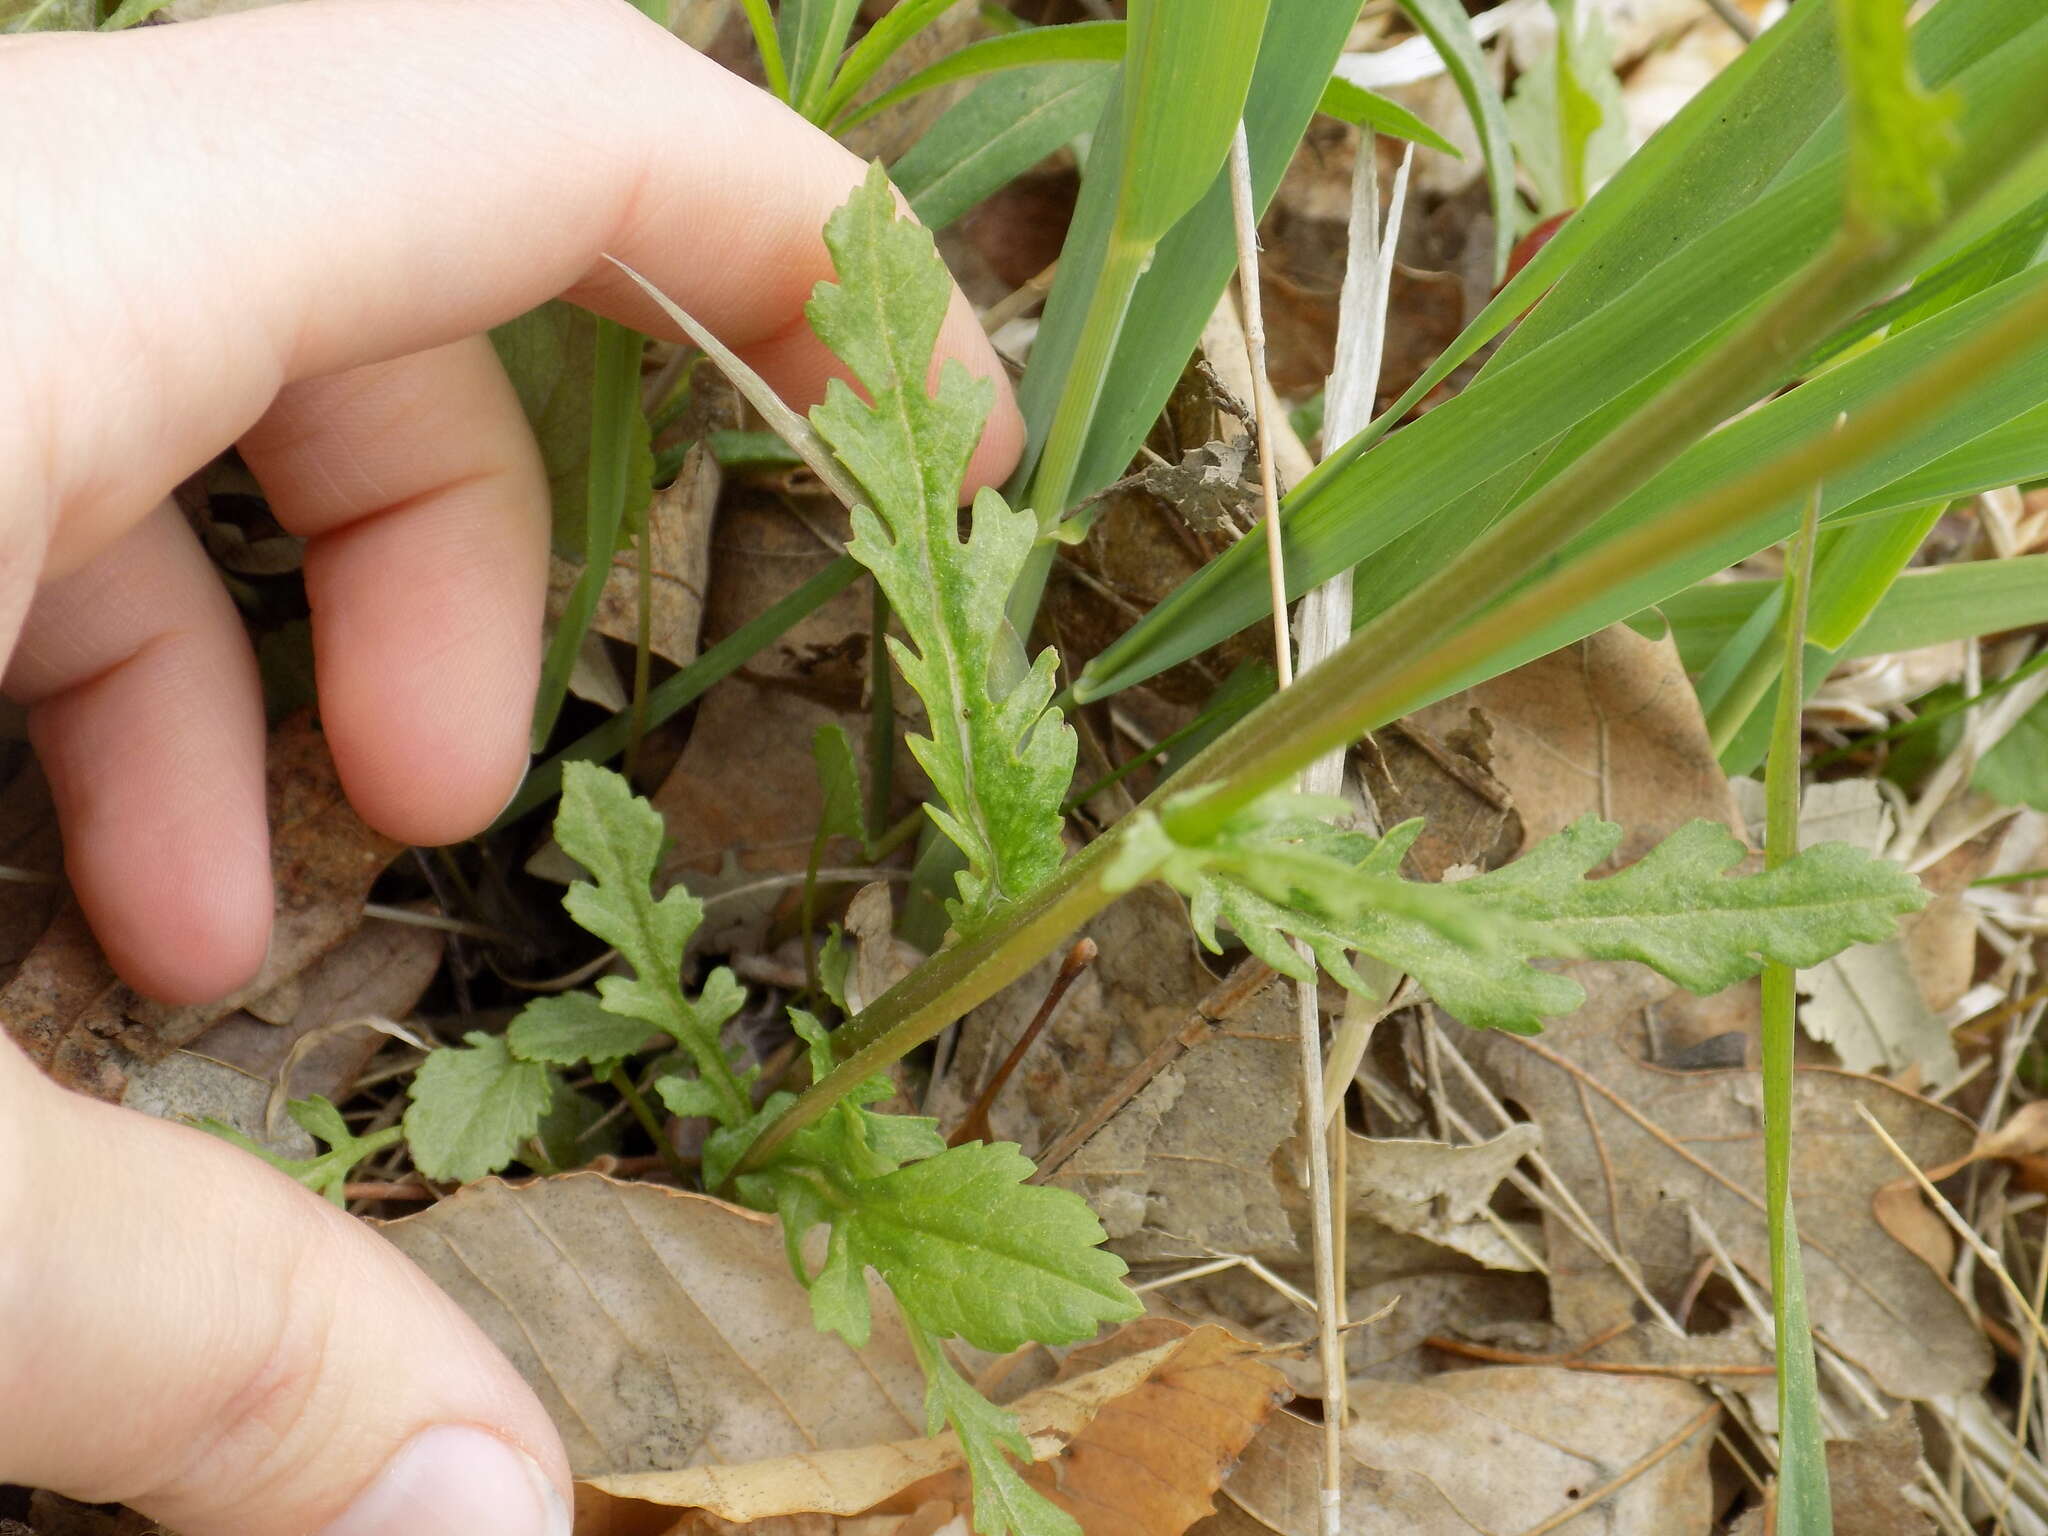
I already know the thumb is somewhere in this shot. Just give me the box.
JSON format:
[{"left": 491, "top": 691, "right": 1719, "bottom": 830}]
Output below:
[{"left": 0, "top": 1042, "right": 570, "bottom": 1536}]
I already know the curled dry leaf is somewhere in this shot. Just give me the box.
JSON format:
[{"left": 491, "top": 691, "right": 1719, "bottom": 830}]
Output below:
[
  {"left": 0, "top": 715, "right": 402, "bottom": 1098},
  {"left": 1459, "top": 961, "right": 1992, "bottom": 1400},
  {"left": 548, "top": 450, "right": 716, "bottom": 676},
  {"left": 380, "top": 1174, "right": 926, "bottom": 1479},
  {"left": 600, "top": 1320, "right": 1286, "bottom": 1533},
  {"left": 1197, "top": 1367, "right": 1717, "bottom": 1536},
  {"left": 121, "top": 916, "right": 443, "bottom": 1156},
  {"left": 1344, "top": 1124, "right": 1542, "bottom": 1272}
]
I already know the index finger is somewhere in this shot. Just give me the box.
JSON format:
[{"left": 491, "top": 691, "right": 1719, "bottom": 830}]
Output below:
[{"left": 0, "top": 0, "right": 1023, "bottom": 584}]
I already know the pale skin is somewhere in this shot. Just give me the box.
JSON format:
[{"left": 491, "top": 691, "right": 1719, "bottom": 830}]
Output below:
[{"left": 0, "top": 3, "right": 1023, "bottom": 1533}]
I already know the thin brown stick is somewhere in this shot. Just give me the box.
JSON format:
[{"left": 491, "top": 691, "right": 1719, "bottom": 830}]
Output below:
[
  {"left": 1516, "top": 1403, "right": 1722, "bottom": 1536},
  {"left": 1424, "top": 1335, "right": 1775, "bottom": 1378},
  {"left": 1030, "top": 958, "right": 1274, "bottom": 1182},
  {"left": 947, "top": 937, "right": 1096, "bottom": 1147}
]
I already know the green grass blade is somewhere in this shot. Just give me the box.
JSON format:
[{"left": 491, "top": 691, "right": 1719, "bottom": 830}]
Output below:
[
  {"left": 834, "top": 18, "right": 1122, "bottom": 131},
  {"left": 531, "top": 318, "right": 648, "bottom": 752},
  {"left": 818, "top": 0, "right": 963, "bottom": 126},
  {"left": 1315, "top": 75, "right": 1456, "bottom": 155},
  {"left": 785, "top": 0, "right": 864, "bottom": 122},
  {"left": 1662, "top": 552, "right": 2048, "bottom": 672},
  {"left": 1011, "top": 0, "right": 1360, "bottom": 512},
  {"left": 1022, "top": 0, "right": 1274, "bottom": 528},
  {"left": 739, "top": 0, "right": 791, "bottom": 103},
  {"left": 1760, "top": 484, "right": 1832, "bottom": 1535},
  {"left": 1395, "top": 0, "right": 1516, "bottom": 278},
  {"left": 500, "top": 554, "right": 862, "bottom": 827},
  {"left": 1116, "top": 0, "right": 1271, "bottom": 246},
  {"left": 1703, "top": 502, "right": 1946, "bottom": 772},
  {"left": 895, "top": 63, "right": 1114, "bottom": 231},
  {"left": 1074, "top": 11, "right": 2048, "bottom": 704}
]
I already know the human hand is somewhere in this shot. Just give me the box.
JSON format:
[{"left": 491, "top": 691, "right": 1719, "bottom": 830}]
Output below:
[{"left": 0, "top": 3, "right": 1022, "bottom": 1532}]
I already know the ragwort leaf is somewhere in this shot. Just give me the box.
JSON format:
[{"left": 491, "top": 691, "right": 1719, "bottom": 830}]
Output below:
[{"left": 805, "top": 165, "right": 1075, "bottom": 930}]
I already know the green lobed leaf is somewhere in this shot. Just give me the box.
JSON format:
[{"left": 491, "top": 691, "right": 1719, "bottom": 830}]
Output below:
[
  {"left": 505, "top": 990, "right": 656, "bottom": 1067},
  {"left": 554, "top": 763, "right": 751, "bottom": 1123},
  {"left": 806, "top": 166, "right": 1076, "bottom": 928},
  {"left": 403, "top": 1033, "right": 555, "bottom": 1184},
  {"left": 912, "top": 1321, "right": 1080, "bottom": 1536},
  {"left": 199, "top": 1096, "right": 404, "bottom": 1207},
  {"left": 1140, "top": 809, "right": 1928, "bottom": 1035},
  {"left": 811, "top": 1140, "right": 1138, "bottom": 1356}
]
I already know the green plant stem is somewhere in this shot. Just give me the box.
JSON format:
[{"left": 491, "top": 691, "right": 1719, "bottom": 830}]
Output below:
[
  {"left": 1761, "top": 479, "right": 1831, "bottom": 1533},
  {"left": 499, "top": 555, "right": 861, "bottom": 826},
  {"left": 626, "top": 524, "right": 655, "bottom": 779},
  {"left": 1021, "top": 236, "right": 1150, "bottom": 534},
  {"left": 609, "top": 1064, "right": 693, "bottom": 1185},
  {"left": 737, "top": 224, "right": 2048, "bottom": 1180}
]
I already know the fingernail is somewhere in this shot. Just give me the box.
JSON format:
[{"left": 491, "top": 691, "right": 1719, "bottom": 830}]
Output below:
[{"left": 318, "top": 1425, "right": 569, "bottom": 1536}]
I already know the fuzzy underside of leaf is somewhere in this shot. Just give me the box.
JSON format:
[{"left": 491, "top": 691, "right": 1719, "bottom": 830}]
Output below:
[{"left": 1138, "top": 808, "right": 1927, "bottom": 1033}]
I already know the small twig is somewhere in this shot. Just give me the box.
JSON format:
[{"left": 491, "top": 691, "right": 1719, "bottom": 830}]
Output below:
[
  {"left": 1516, "top": 1404, "right": 1721, "bottom": 1536},
  {"left": 362, "top": 901, "right": 522, "bottom": 948},
  {"left": 948, "top": 938, "right": 1096, "bottom": 1147},
  {"left": 344, "top": 1180, "right": 437, "bottom": 1202},
  {"left": 1424, "top": 1335, "right": 1774, "bottom": 1377},
  {"left": 981, "top": 260, "right": 1058, "bottom": 335},
  {"left": 1030, "top": 958, "right": 1274, "bottom": 1182}
]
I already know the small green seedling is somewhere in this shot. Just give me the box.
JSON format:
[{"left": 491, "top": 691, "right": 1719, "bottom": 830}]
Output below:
[{"left": 199, "top": 1096, "right": 403, "bottom": 1208}]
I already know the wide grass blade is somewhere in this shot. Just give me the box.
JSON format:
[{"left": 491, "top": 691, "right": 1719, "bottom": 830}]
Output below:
[
  {"left": 784, "top": 0, "right": 864, "bottom": 122},
  {"left": 1011, "top": 0, "right": 1363, "bottom": 517},
  {"left": 835, "top": 19, "right": 1123, "bottom": 131},
  {"left": 894, "top": 63, "right": 1113, "bottom": 231},
  {"left": 1022, "top": 0, "right": 1274, "bottom": 528},
  {"left": 1660, "top": 552, "right": 2048, "bottom": 670}
]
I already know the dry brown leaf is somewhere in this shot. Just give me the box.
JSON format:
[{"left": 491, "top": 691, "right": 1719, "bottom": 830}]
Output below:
[
  {"left": 595, "top": 1322, "right": 1285, "bottom": 1536},
  {"left": 548, "top": 450, "right": 715, "bottom": 674},
  {"left": 0, "top": 716, "right": 401, "bottom": 1098},
  {"left": 120, "top": 918, "right": 443, "bottom": 1155},
  {"left": 1200, "top": 1366, "right": 1716, "bottom": 1536},
  {"left": 1412, "top": 625, "right": 1744, "bottom": 866},
  {"left": 380, "top": 1175, "right": 926, "bottom": 1479},
  {"left": 1344, "top": 1125, "right": 1542, "bottom": 1272},
  {"left": 1825, "top": 1407, "right": 1934, "bottom": 1536},
  {"left": 1460, "top": 962, "right": 1992, "bottom": 1400},
  {"left": 1048, "top": 970, "right": 1300, "bottom": 1262},
  {"left": 1357, "top": 713, "right": 1523, "bottom": 881}
]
